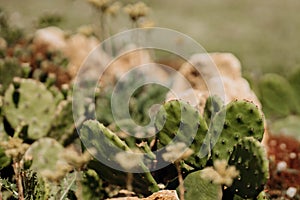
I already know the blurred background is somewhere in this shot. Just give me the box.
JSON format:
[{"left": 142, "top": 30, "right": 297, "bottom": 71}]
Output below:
[{"left": 0, "top": 0, "right": 300, "bottom": 77}]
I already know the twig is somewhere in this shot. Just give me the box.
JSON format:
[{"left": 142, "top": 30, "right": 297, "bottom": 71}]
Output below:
[
  {"left": 0, "top": 181, "right": 3, "bottom": 200},
  {"left": 126, "top": 173, "right": 133, "bottom": 193},
  {"left": 13, "top": 162, "right": 23, "bottom": 200},
  {"left": 175, "top": 161, "right": 185, "bottom": 200}
]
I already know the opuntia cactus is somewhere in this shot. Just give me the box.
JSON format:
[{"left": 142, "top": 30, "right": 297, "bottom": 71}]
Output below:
[
  {"left": 23, "top": 138, "right": 66, "bottom": 175},
  {"left": 80, "top": 120, "right": 160, "bottom": 195},
  {"left": 203, "top": 95, "right": 224, "bottom": 125},
  {"left": 3, "top": 78, "right": 56, "bottom": 140},
  {"left": 155, "top": 100, "right": 209, "bottom": 169},
  {"left": 209, "top": 100, "right": 264, "bottom": 162},
  {"left": 0, "top": 58, "right": 22, "bottom": 94},
  {"left": 182, "top": 170, "right": 222, "bottom": 200},
  {"left": 258, "top": 73, "right": 299, "bottom": 118},
  {"left": 228, "top": 137, "right": 269, "bottom": 199}
]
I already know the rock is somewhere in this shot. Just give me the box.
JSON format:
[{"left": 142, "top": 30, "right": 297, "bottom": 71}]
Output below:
[
  {"left": 106, "top": 190, "right": 179, "bottom": 200},
  {"left": 172, "top": 52, "right": 259, "bottom": 106},
  {"left": 286, "top": 187, "right": 297, "bottom": 198},
  {"left": 100, "top": 45, "right": 168, "bottom": 87},
  {"left": 63, "top": 33, "right": 108, "bottom": 79},
  {"left": 33, "top": 26, "right": 67, "bottom": 50}
]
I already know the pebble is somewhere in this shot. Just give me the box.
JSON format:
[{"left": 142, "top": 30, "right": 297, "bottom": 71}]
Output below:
[
  {"left": 279, "top": 143, "right": 287, "bottom": 150},
  {"left": 289, "top": 152, "right": 297, "bottom": 159},
  {"left": 286, "top": 187, "right": 297, "bottom": 198},
  {"left": 277, "top": 161, "right": 287, "bottom": 171}
]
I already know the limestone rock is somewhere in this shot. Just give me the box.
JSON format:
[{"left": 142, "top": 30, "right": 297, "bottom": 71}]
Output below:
[
  {"left": 33, "top": 26, "right": 67, "bottom": 50},
  {"left": 107, "top": 190, "right": 179, "bottom": 200}
]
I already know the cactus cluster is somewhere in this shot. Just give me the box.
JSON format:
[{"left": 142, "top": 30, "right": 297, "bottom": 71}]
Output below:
[{"left": 81, "top": 97, "right": 269, "bottom": 199}]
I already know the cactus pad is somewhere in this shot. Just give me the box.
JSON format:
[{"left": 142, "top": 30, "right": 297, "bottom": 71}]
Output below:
[
  {"left": 210, "top": 100, "right": 264, "bottom": 162},
  {"left": 155, "top": 100, "right": 209, "bottom": 169},
  {"left": 183, "top": 170, "right": 222, "bottom": 200},
  {"left": 259, "top": 73, "right": 299, "bottom": 118},
  {"left": 3, "top": 79, "right": 56, "bottom": 140},
  {"left": 228, "top": 137, "right": 269, "bottom": 199}
]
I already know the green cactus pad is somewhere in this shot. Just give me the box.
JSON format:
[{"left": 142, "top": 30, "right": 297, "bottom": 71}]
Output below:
[
  {"left": 259, "top": 73, "right": 299, "bottom": 118},
  {"left": 3, "top": 79, "right": 56, "bottom": 140},
  {"left": 80, "top": 120, "right": 159, "bottom": 194},
  {"left": 210, "top": 100, "right": 264, "bottom": 162},
  {"left": 182, "top": 170, "right": 222, "bottom": 200},
  {"left": 23, "top": 138, "right": 66, "bottom": 174},
  {"left": 228, "top": 137, "right": 269, "bottom": 199},
  {"left": 0, "top": 58, "right": 22, "bottom": 94},
  {"left": 155, "top": 100, "right": 209, "bottom": 169},
  {"left": 203, "top": 95, "right": 224, "bottom": 125}
]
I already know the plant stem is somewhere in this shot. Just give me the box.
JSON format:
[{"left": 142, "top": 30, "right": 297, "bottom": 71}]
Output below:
[
  {"left": 175, "top": 161, "right": 185, "bottom": 200},
  {"left": 126, "top": 173, "right": 133, "bottom": 193},
  {"left": 13, "top": 161, "right": 24, "bottom": 200},
  {"left": 0, "top": 182, "right": 3, "bottom": 200}
]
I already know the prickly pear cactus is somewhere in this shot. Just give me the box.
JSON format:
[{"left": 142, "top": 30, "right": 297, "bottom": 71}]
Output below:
[
  {"left": 48, "top": 98, "right": 75, "bottom": 145},
  {"left": 130, "top": 84, "right": 169, "bottom": 126},
  {"left": 155, "top": 100, "right": 209, "bottom": 169},
  {"left": 3, "top": 78, "right": 56, "bottom": 140},
  {"left": 259, "top": 73, "right": 299, "bottom": 118},
  {"left": 203, "top": 95, "right": 224, "bottom": 125},
  {"left": 0, "top": 58, "right": 22, "bottom": 94},
  {"left": 210, "top": 100, "right": 264, "bottom": 162},
  {"left": 80, "top": 120, "right": 159, "bottom": 195},
  {"left": 182, "top": 170, "right": 222, "bottom": 200},
  {"left": 228, "top": 137, "right": 269, "bottom": 199},
  {"left": 23, "top": 137, "right": 66, "bottom": 174}
]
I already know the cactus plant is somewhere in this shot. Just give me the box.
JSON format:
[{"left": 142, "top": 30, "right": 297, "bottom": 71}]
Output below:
[
  {"left": 0, "top": 58, "right": 22, "bottom": 94},
  {"left": 258, "top": 73, "right": 299, "bottom": 118},
  {"left": 23, "top": 138, "right": 66, "bottom": 175},
  {"left": 182, "top": 170, "right": 222, "bottom": 200},
  {"left": 80, "top": 120, "right": 160, "bottom": 195},
  {"left": 3, "top": 78, "right": 56, "bottom": 140},
  {"left": 228, "top": 137, "right": 269, "bottom": 199},
  {"left": 203, "top": 95, "right": 224, "bottom": 125},
  {"left": 209, "top": 100, "right": 264, "bottom": 162},
  {"left": 155, "top": 100, "right": 209, "bottom": 169}
]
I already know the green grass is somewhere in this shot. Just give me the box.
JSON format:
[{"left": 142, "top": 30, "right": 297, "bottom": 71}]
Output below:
[{"left": 1, "top": 0, "right": 300, "bottom": 78}]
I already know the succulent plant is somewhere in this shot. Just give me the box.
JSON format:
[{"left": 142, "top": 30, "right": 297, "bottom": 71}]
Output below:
[
  {"left": 203, "top": 95, "right": 224, "bottom": 125},
  {"left": 228, "top": 137, "right": 269, "bottom": 199},
  {"left": 2, "top": 78, "right": 57, "bottom": 140},
  {"left": 258, "top": 73, "right": 299, "bottom": 118},
  {"left": 155, "top": 100, "right": 209, "bottom": 169},
  {"left": 0, "top": 58, "right": 22, "bottom": 94},
  {"left": 182, "top": 170, "right": 222, "bottom": 200},
  {"left": 80, "top": 120, "right": 160, "bottom": 195},
  {"left": 209, "top": 100, "right": 264, "bottom": 162},
  {"left": 23, "top": 138, "right": 66, "bottom": 175}
]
